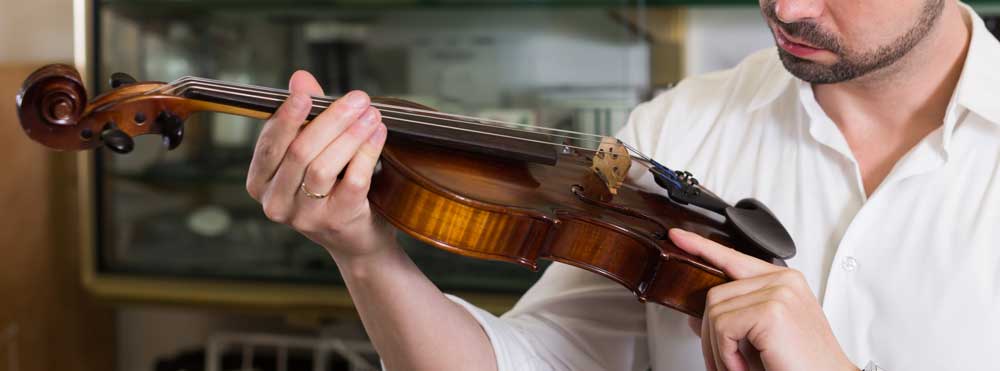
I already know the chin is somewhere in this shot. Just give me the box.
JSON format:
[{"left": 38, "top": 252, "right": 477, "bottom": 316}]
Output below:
[{"left": 776, "top": 49, "right": 849, "bottom": 84}]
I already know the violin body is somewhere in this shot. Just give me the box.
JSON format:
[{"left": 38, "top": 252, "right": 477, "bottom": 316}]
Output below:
[
  {"left": 373, "top": 100, "right": 729, "bottom": 317},
  {"left": 16, "top": 64, "right": 797, "bottom": 318}
]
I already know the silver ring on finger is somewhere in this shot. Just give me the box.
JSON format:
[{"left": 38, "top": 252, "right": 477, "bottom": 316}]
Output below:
[{"left": 299, "top": 181, "right": 329, "bottom": 199}]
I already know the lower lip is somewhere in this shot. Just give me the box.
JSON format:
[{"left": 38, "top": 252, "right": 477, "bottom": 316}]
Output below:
[{"left": 777, "top": 32, "right": 823, "bottom": 58}]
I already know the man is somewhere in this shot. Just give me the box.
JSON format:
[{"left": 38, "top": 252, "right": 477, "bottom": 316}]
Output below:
[{"left": 244, "top": 0, "right": 1000, "bottom": 370}]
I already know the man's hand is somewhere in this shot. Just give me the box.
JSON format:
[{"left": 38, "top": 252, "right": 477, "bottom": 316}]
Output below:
[
  {"left": 669, "top": 229, "right": 858, "bottom": 371},
  {"left": 246, "top": 71, "right": 394, "bottom": 264}
]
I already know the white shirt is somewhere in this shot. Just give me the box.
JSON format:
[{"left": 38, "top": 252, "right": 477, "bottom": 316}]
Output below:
[{"left": 445, "top": 7, "right": 1000, "bottom": 371}]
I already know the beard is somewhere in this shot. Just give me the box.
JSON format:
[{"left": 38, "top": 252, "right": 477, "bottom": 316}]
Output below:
[{"left": 763, "top": 0, "right": 945, "bottom": 84}]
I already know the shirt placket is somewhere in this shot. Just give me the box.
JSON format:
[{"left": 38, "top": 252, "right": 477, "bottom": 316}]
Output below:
[{"left": 797, "top": 82, "right": 958, "bottom": 361}]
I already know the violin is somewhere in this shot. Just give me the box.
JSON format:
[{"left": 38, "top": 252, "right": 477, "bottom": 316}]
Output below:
[{"left": 15, "top": 64, "right": 795, "bottom": 318}]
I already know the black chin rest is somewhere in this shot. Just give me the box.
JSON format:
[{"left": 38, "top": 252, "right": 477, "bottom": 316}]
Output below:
[{"left": 725, "top": 198, "right": 797, "bottom": 261}]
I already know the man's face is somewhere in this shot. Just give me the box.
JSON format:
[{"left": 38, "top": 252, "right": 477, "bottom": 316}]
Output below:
[{"left": 760, "top": 0, "right": 945, "bottom": 84}]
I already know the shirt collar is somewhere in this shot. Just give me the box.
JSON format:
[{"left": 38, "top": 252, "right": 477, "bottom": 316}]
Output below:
[
  {"left": 953, "top": 4, "right": 1000, "bottom": 126},
  {"left": 747, "top": 51, "right": 794, "bottom": 112},
  {"left": 747, "top": 4, "right": 1000, "bottom": 127}
]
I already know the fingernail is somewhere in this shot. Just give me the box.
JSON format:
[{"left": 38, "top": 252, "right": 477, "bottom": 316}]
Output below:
[
  {"left": 670, "top": 228, "right": 694, "bottom": 239},
  {"left": 368, "top": 124, "right": 386, "bottom": 144},
  {"left": 342, "top": 91, "right": 369, "bottom": 108},
  {"left": 359, "top": 108, "right": 378, "bottom": 126}
]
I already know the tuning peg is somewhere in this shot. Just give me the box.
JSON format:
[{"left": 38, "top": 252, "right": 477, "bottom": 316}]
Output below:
[
  {"left": 157, "top": 112, "right": 184, "bottom": 150},
  {"left": 101, "top": 128, "right": 134, "bottom": 154},
  {"left": 109, "top": 72, "right": 137, "bottom": 89}
]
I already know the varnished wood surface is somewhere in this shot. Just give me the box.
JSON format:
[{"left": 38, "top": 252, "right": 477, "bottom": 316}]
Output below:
[
  {"left": 373, "top": 128, "right": 732, "bottom": 317},
  {"left": 0, "top": 63, "right": 115, "bottom": 371}
]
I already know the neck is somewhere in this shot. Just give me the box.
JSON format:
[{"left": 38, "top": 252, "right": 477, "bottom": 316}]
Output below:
[
  {"left": 813, "top": 1, "right": 971, "bottom": 132},
  {"left": 172, "top": 78, "right": 560, "bottom": 165}
]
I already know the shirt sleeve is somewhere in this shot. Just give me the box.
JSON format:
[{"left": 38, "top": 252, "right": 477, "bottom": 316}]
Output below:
[
  {"left": 426, "top": 97, "right": 675, "bottom": 371},
  {"left": 447, "top": 262, "right": 650, "bottom": 371}
]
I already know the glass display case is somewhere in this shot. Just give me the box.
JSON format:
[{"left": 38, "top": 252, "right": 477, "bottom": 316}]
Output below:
[
  {"left": 84, "top": 0, "right": 1000, "bottom": 314},
  {"left": 87, "top": 0, "right": 678, "bottom": 312}
]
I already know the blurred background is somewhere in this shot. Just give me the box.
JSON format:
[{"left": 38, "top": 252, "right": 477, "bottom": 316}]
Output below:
[{"left": 2, "top": 1, "right": 999, "bottom": 371}]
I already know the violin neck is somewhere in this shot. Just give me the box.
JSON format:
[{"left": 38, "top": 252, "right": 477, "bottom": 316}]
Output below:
[
  {"left": 180, "top": 82, "right": 560, "bottom": 165},
  {"left": 182, "top": 84, "right": 326, "bottom": 121}
]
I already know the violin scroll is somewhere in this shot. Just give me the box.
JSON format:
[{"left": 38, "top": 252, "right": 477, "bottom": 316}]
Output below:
[
  {"left": 16, "top": 64, "right": 197, "bottom": 153},
  {"left": 16, "top": 64, "right": 89, "bottom": 148}
]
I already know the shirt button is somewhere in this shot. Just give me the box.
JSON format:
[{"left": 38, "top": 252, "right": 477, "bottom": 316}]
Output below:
[{"left": 841, "top": 257, "right": 859, "bottom": 272}]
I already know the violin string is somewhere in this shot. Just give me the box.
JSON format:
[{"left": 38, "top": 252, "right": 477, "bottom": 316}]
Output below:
[
  {"left": 161, "top": 77, "right": 660, "bottom": 165},
  {"left": 156, "top": 77, "right": 662, "bottom": 171},
  {"left": 169, "top": 83, "right": 643, "bottom": 163},
  {"left": 166, "top": 78, "right": 630, "bottom": 156},
  {"left": 171, "top": 79, "right": 605, "bottom": 150},
  {"left": 177, "top": 76, "right": 611, "bottom": 140},
  {"left": 166, "top": 76, "right": 613, "bottom": 144},
  {"left": 172, "top": 77, "right": 661, "bottom": 165},
  {"left": 173, "top": 81, "right": 610, "bottom": 151},
  {"left": 168, "top": 78, "right": 665, "bottom": 174}
]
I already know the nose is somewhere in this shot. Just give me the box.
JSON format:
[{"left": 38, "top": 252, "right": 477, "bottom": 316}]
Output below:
[{"left": 772, "top": 0, "right": 824, "bottom": 23}]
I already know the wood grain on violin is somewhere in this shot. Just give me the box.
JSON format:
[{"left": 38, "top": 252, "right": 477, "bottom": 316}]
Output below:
[
  {"left": 372, "top": 138, "right": 731, "bottom": 316},
  {"left": 16, "top": 64, "right": 796, "bottom": 318}
]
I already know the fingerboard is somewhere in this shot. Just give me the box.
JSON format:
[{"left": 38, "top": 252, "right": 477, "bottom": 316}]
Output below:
[{"left": 183, "top": 87, "right": 559, "bottom": 166}]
